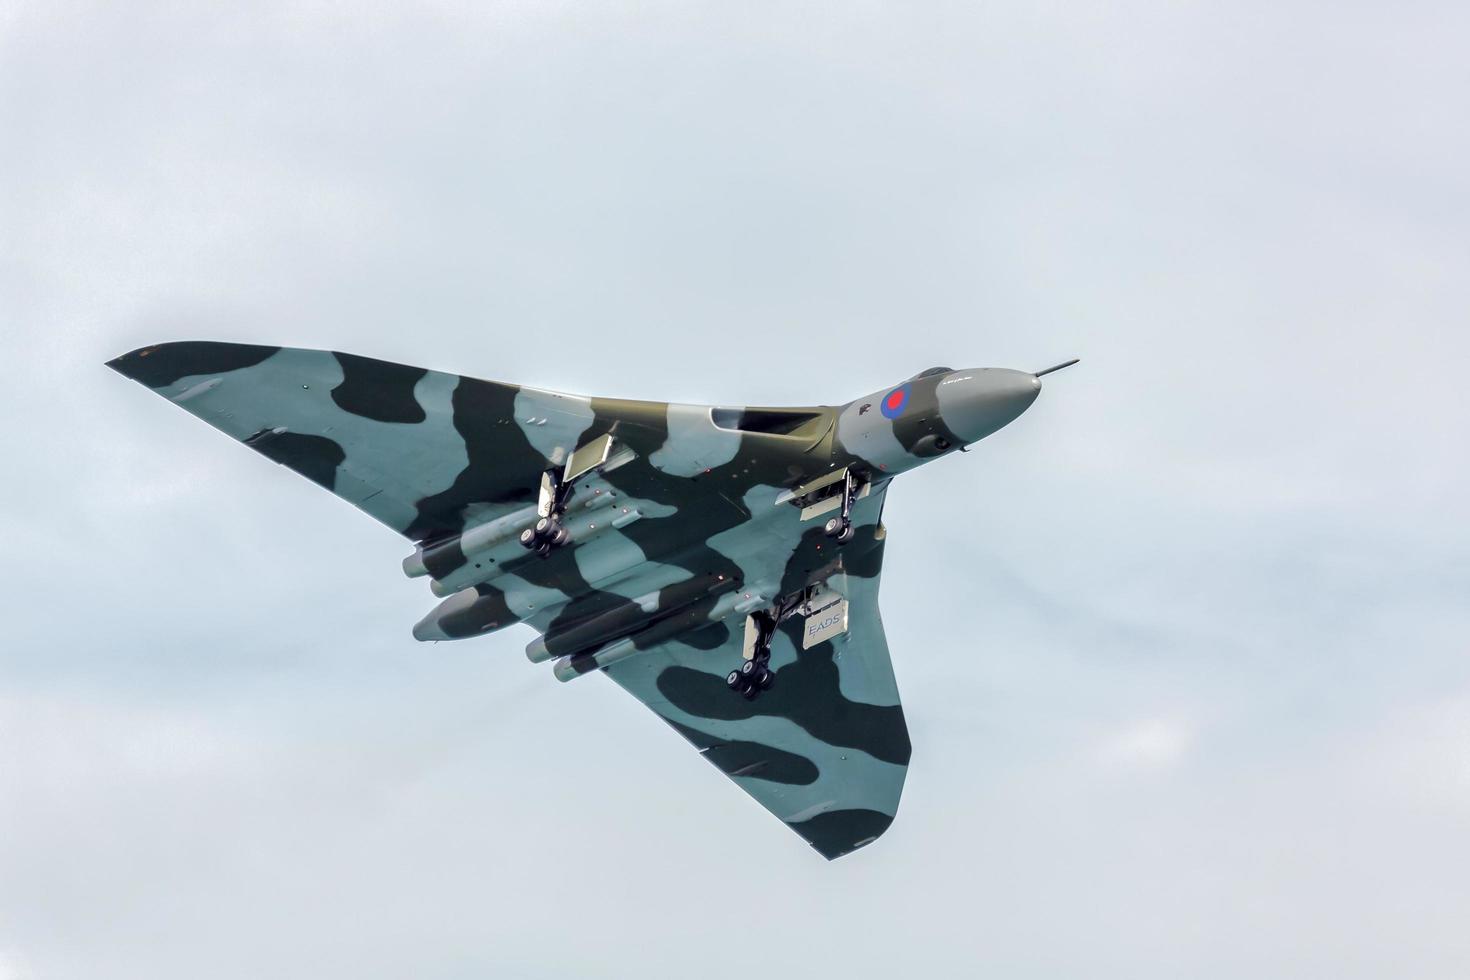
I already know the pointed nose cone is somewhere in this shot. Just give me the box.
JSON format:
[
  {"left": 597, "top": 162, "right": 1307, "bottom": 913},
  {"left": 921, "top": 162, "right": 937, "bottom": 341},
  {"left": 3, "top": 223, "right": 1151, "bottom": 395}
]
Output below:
[{"left": 935, "top": 368, "right": 1042, "bottom": 445}]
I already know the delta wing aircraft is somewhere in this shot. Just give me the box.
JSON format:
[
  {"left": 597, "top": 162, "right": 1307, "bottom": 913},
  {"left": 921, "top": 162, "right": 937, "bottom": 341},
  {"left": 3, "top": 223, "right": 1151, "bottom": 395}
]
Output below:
[{"left": 109, "top": 342, "right": 1074, "bottom": 859}]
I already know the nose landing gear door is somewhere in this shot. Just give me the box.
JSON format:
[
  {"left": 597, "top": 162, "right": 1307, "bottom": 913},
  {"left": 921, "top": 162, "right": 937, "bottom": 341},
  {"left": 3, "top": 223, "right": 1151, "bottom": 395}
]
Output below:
[{"left": 777, "top": 466, "right": 870, "bottom": 523}]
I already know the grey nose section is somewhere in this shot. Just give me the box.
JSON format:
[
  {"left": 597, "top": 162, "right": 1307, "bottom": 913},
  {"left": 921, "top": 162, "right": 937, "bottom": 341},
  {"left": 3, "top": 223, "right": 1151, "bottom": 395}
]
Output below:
[{"left": 935, "top": 368, "right": 1041, "bottom": 444}]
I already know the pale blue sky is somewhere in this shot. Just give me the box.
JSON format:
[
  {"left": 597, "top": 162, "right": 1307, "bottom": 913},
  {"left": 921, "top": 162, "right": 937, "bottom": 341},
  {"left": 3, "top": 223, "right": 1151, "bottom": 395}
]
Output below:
[{"left": 2, "top": 3, "right": 1468, "bottom": 978}]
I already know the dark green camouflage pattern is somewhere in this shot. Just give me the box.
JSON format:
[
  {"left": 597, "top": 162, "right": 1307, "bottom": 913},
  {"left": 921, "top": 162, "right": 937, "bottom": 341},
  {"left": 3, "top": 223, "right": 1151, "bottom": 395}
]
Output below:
[{"left": 108, "top": 342, "right": 1044, "bottom": 859}]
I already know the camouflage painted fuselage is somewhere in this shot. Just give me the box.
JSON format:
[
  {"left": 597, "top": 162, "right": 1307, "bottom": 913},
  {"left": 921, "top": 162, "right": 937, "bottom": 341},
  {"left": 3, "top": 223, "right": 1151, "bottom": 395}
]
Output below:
[{"left": 108, "top": 342, "right": 1045, "bottom": 859}]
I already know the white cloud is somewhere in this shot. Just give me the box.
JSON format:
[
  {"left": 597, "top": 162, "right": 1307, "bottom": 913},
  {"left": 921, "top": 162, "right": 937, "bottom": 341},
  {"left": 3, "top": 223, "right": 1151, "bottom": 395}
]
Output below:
[
  {"left": 0, "top": 952, "right": 28, "bottom": 980},
  {"left": 1094, "top": 717, "right": 1196, "bottom": 772},
  {"left": 1350, "top": 690, "right": 1470, "bottom": 812}
]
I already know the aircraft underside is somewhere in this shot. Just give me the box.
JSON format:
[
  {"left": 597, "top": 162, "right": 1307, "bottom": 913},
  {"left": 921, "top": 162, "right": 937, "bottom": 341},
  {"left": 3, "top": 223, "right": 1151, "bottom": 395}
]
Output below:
[{"left": 108, "top": 340, "right": 1055, "bottom": 859}]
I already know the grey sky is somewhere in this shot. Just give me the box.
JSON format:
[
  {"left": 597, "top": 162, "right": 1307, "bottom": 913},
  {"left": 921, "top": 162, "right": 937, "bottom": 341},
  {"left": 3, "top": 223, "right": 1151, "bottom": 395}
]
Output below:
[{"left": 3, "top": 2, "right": 1468, "bottom": 977}]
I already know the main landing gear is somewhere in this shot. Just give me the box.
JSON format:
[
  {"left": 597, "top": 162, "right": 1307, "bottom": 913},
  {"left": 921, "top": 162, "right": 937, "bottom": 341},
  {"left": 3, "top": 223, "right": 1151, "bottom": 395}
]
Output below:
[
  {"left": 725, "top": 590, "right": 808, "bottom": 701},
  {"left": 822, "top": 468, "right": 861, "bottom": 544},
  {"left": 519, "top": 469, "right": 575, "bottom": 559},
  {"left": 726, "top": 611, "right": 777, "bottom": 701}
]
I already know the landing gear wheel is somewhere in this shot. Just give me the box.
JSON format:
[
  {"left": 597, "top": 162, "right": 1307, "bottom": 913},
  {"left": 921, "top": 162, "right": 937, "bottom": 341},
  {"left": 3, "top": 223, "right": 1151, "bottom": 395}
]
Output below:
[
  {"left": 823, "top": 469, "right": 865, "bottom": 545},
  {"left": 520, "top": 465, "right": 581, "bottom": 557},
  {"left": 825, "top": 516, "right": 854, "bottom": 542},
  {"left": 730, "top": 606, "right": 783, "bottom": 701}
]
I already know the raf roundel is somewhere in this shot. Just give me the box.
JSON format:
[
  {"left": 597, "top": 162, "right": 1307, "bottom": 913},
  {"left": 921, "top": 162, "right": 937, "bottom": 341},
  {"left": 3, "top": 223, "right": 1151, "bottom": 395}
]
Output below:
[{"left": 879, "top": 383, "right": 911, "bottom": 420}]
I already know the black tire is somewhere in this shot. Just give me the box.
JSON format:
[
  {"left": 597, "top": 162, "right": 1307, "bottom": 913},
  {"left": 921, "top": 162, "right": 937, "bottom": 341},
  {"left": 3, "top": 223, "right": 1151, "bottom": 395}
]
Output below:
[
  {"left": 824, "top": 516, "right": 843, "bottom": 537},
  {"left": 535, "top": 516, "right": 553, "bottom": 535},
  {"left": 519, "top": 528, "right": 537, "bottom": 548},
  {"left": 726, "top": 670, "right": 743, "bottom": 690},
  {"left": 553, "top": 526, "right": 571, "bottom": 547},
  {"left": 836, "top": 524, "right": 855, "bottom": 544},
  {"left": 758, "top": 667, "right": 775, "bottom": 691},
  {"left": 739, "top": 659, "right": 759, "bottom": 677},
  {"left": 741, "top": 685, "right": 759, "bottom": 701}
]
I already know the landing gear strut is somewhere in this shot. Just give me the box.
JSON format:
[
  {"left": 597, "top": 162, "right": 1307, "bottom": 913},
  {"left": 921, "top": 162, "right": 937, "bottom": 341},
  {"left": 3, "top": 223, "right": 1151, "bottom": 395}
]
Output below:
[
  {"left": 823, "top": 469, "right": 861, "bottom": 544},
  {"left": 725, "top": 590, "right": 810, "bottom": 701},
  {"left": 726, "top": 611, "right": 777, "bottom": 701},
  {"left": 519, "top": 469, "right": 575, "bottom": 558}
]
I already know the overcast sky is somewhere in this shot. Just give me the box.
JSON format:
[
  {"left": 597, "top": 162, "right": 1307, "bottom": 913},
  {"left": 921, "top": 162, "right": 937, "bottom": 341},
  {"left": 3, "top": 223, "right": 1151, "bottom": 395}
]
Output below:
[{"left": 3, "top": 2, "right": 1468, "bottom": 978}]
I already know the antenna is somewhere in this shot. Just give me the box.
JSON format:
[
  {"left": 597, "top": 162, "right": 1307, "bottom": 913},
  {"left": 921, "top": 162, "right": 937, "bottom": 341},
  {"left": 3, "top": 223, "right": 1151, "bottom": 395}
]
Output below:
[{"left": 1034, "top": 358, "right": 1080, "bottom": 378}]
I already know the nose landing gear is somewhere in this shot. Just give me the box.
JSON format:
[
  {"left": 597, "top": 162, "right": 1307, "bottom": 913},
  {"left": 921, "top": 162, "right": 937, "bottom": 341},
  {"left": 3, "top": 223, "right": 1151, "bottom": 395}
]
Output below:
[{"left": 823, "top": 469, "right": 861, "bottom": 543}]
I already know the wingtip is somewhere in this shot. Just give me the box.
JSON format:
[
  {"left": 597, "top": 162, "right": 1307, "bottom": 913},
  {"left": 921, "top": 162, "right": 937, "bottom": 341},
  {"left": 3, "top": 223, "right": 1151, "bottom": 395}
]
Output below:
[
  {"left": 106, "top": 344, "right": 162, "bottom": 379},
  {"left": 791, "top": 807, "right": 897, "bottom": 861},
  {"left": 102, "top": 341, "right": 284, "bottom": 388}
]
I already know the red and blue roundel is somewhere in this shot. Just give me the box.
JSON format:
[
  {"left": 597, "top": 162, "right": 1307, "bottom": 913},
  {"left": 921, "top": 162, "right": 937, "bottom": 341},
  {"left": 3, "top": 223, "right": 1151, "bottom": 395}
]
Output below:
[{"left": 880, "top": 384, "right": 911, "bottom": 420}]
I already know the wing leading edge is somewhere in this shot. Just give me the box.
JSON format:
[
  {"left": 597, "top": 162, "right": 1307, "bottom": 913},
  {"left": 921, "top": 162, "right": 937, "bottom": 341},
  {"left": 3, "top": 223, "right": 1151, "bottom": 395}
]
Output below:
[{"left": 603, "top": 519, "right": 910, "bottom": 859}]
